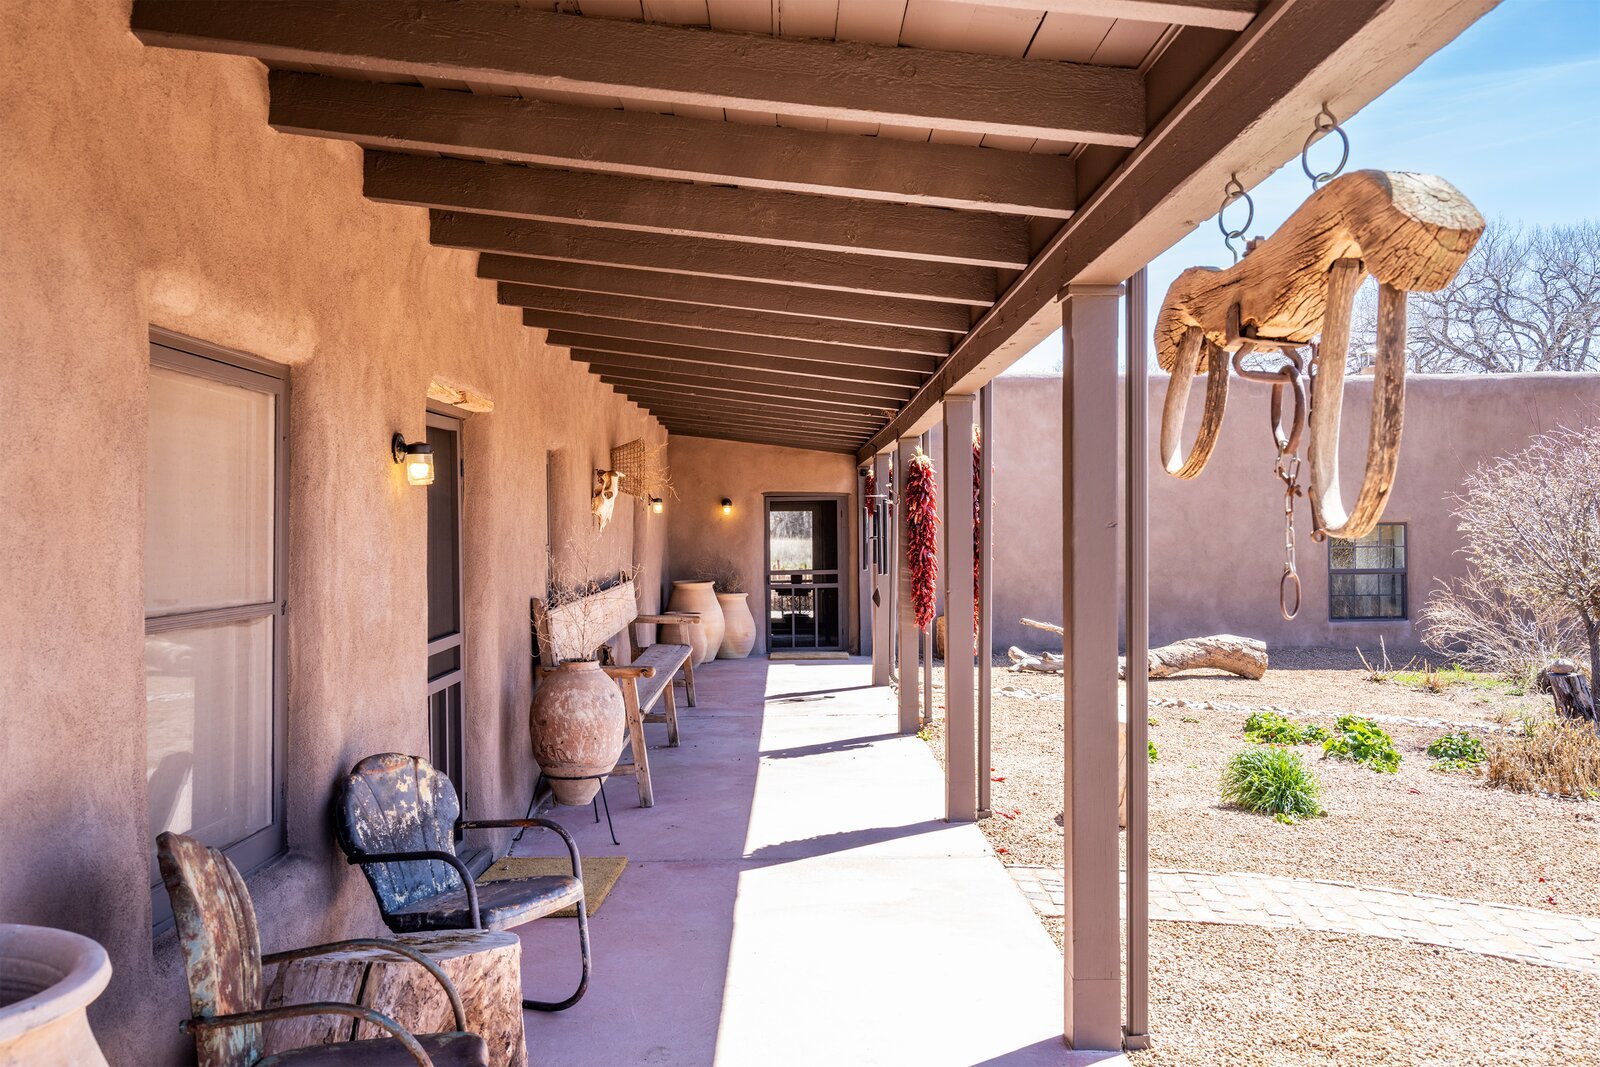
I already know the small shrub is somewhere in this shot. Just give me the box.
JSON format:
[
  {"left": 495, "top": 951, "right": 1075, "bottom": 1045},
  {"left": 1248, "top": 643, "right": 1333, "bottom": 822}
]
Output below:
[
  {"left": 1323, "top": 715, "right": 1402, "bottom": 773},
  {"left": 1148, "top": 741, "right": 1159, "bottom": 763},
  {"left": 1221, "top": 747, "right": 1325, "bottom": 822},
  {"left": 1148, "top": 715, "right": 1161, "bottom": 727},
  {"left": 1485, "top": 720, "right": 1600, "bottom": 798},
  {"left": 1244, "top": 711, "right": 1330, "bottom": 746},
  {"left": 1181, "top": 715, "right": 1201, "bottom": 724},
  {"left": 1427, "top": 730, "right": 1487, "bottom": 770}
]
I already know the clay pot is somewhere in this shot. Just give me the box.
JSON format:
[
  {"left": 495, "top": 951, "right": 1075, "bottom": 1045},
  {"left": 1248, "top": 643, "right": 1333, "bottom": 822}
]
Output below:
[
  {"left": 529, "top": 659, "right": 625, "bottom": 805},
  {"left": 0, "top": 924, "right": 111, "bottom": 1067},
  {"left": 668, "top": 581, "right": 724, "bottom": 667},
  {"left": 716, "top": 592, "right": 757, "bottom": 659}
]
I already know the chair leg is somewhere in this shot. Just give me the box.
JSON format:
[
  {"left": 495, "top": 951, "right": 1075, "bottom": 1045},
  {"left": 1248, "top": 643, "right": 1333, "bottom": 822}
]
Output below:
[
  {"left": 662, "top": 680, "right": 681, "bottom": 748},
  {"left": 522, "top": 899, "right": 591, "bottom": 1012},
  {"left": 682, "top": 659, "right": 697, "bottom": 708}
]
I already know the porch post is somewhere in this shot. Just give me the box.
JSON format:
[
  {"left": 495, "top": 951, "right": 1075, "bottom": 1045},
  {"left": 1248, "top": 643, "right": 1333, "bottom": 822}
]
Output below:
[
  {"left": 871, "top": 451, "right": 893, "bottom": 688},
  {"left": 896, "top": 437, "right": 921, "bottom": 734},
  {"left": 1124, "top": 267, "right": 1151, "bottom": 1049},
  {"left": 1060, "top": 282, "right": 1124, "bottom": 1051},
  {"left": 921, "top": 430, "right": 934, "bottom": 729},
  {"left": 857, "top": 465, "right": 873, "bottom": 660},
  {"left": 977, "top": 383, "right": 994, "bottom": 818},
  {"left": 942, "top": 395, "right": 978, "bottom": 821}
]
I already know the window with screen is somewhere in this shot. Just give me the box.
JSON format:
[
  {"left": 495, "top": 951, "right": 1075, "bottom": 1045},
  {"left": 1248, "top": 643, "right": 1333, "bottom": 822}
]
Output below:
[
  {"left": 145, "top": 337, "right": 287, "bottom": 919},
  {"left": 1328, "top": 523, "right": 1407, "bottom": 620}
]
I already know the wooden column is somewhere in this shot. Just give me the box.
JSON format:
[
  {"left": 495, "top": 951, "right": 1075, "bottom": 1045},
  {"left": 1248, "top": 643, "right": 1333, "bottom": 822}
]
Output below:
[
  {"left": 977, "top": 383, "right": 994, "bottom": 819},
  {"left": 920, "top": 430, "right": 934, "bottom": 729},
  {"left": 857, "top": 465, "right": 873, "bottom": 660},
  {"left": 1123, "top": 268, "right": 1151, "bottom": 1049},
  {"left": 943, "top": 395, "right": 978, "bottom": 822},
  {"left": 871, "top": 451, "right": 893, "bottom": 688},
  {"left": 896, "top": 437, "right": 921, "bottom": 734},
  {"left": 1061, "top": 283, "right": 1123, "bottom": 1051}
]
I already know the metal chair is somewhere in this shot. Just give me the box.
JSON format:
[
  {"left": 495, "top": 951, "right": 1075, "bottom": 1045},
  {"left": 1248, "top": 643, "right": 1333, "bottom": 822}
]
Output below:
[
  {"left": 335, "top": 753, "right": 590, "bottom": 1012},
  {"left": 157, "top": 831, "right": 488, "bottom": 1067}
]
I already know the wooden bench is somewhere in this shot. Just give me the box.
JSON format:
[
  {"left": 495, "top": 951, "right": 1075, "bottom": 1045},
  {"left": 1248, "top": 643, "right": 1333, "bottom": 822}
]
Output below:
[{"left": 530, "top": 579, "right": 698, "bottom": 808}]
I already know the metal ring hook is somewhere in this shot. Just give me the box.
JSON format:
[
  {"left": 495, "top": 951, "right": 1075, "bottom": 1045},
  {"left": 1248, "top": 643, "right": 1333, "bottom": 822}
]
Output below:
[
  {"left": 1218, "top": 175, "right": 1254, "bottom": 263},
  {"left": 1301, "top": 105, "right": 1349, "bottom": 189},
  {"left": 1280, "top": 567, "right": 1302, "bottom": 621}
]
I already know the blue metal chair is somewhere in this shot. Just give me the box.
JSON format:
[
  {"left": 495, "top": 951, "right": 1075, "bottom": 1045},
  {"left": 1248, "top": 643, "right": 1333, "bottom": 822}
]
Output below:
[{"left": 334, "top": 753, "right": 590, "bottom": 1012}]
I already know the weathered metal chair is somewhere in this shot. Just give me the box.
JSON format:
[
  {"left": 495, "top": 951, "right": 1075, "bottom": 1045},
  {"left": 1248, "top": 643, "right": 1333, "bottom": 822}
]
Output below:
[
  {"left": 157, "top": 831, "right": 488, "bottom": 1067},
  {"left": 334, "top": 753, "right": 590, "bottom": 1012}
]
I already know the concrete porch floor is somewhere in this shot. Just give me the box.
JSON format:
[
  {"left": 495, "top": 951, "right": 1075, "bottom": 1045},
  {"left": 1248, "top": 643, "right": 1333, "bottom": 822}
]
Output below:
[{"left": 510, "top": 657, "right": 1128, "bottom": 1066}]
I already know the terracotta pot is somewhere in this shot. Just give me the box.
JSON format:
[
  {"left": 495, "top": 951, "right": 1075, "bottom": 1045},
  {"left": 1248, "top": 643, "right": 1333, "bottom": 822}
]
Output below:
[
  {"left": 668, "top": 581, "right": 724, "bottom": 666},
  {"left": 716, "top": 592, "right": 757, "bottom": 659},
  {"left": 529, "top": 659, "right": 625, "bottom": 805},
  {"left": 0, "top": 924, "right": 111, "bottom": 1067}
]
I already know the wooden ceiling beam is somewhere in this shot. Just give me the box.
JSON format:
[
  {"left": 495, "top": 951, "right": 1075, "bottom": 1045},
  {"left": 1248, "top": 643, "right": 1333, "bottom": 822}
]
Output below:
[
  {"left": 612, "top": 388, "right": 884, "bottom": 428},
  {"left": 478, "top": 256, "right": 971, "bottom": 334},
  {"left": 574, "top": 352, "right": 915, "bottom": 405},
  {"left": 653, "top": 420, "right": 866, "bottom": 447},
  {"left": 546, "top": 333, "right": 928, "bottom": 390},
  {"left": 503, "top": 285, "right": 949, "bottom": 357},
  {"left": 977, "top": 0, "right": 1259, "bottom": 31},
  {"left": 434, "top": 213, "right": 996, "bottom": 306},
  {"left": 523, "top": 312, "right": 941, "bottom": 374},
  {"left": 268, "top": 72, "right": 1075, "bottom": 217},
  {"left": 593, "top": 371, "right": 898, "bottom": 417},
  {"left": 654, "top": 427, "right": 859, "bottom": 455},
  {"left": 645, "top": 405, "right": 871, "bottom": 435},
  {"left": 132, "top": 1, "right": 1145, "bottom": 145},
  {"left": 366, "top": 153, "right": 1029, "bottom": 269}
]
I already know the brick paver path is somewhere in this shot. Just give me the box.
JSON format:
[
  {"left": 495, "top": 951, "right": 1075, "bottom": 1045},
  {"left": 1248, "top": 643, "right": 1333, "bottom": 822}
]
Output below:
[{"left": 1008, "top": 865, "right": 1600, "bottom": 974}]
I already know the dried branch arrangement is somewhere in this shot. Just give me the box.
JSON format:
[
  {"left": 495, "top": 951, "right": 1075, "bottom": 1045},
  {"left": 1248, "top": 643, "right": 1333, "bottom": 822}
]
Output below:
[
  {"left": 547, "top": 533, "right": 634, "bottom": 661},
  {"left": 687, "top": 555, "right": 745, "bottom": 594},
  {"left": 904, "top": 448, "right": 939, "bottom": 632}
]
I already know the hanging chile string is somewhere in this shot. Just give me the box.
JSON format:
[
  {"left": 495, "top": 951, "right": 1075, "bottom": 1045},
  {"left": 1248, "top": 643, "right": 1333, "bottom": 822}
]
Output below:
[
  {"left": 904, "top": 448, "right": 940, "bottom": 632},
  {"left": 972, "top": 427, "right": 984, "bottom": 641}
]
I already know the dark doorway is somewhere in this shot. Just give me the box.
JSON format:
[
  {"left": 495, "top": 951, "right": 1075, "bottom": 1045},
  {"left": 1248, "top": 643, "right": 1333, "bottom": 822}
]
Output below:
[
  {"left": 765, "top": 496, "right": 845, "bottom": 652},
  {"left": 426, "top": 411, "right": 466, "bottom": 805}
]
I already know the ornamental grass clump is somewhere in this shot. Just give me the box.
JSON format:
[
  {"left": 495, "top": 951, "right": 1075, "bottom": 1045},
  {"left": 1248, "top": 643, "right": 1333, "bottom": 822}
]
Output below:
[
  {"left": 1485, "top": 719, "right": 1600, "bottom": 798},
  {"left": 1427, "top": 730, "right": 1487, "bottom": 771},
  {"left": 1322, "top": 714, "right": 1402, "bottom": 773},
  {"left": 1221, "top": 747, "right": 1325, "bottom": 823}
]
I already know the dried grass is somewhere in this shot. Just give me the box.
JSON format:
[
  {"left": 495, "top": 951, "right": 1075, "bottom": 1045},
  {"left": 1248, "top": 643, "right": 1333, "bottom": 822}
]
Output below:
[{"left": 1485, "top": 719, "right": 1600, "bottom": 798}]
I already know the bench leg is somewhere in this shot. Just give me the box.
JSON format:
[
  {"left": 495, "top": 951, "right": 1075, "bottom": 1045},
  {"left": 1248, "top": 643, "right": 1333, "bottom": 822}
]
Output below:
[
  {"left": 622, "top": 684, "right": 654, "bottom": 808},
  {"left": 682, "top": 658, "right": 697, "bottom": 708},
  {"left": 662, "top": 679, "right": 681, "bottom": 748}
]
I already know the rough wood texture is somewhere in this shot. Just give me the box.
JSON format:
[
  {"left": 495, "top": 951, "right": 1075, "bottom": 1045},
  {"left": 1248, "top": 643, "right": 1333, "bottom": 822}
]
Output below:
[
  {"left": 538, "top": 581, "right": 637, "bottom": 665},
  {"left": 981, "top": 0, "right": 1258, "bottom": 30},
  {"left": 1541, "top": 662, "right": 1596, "bottom": 723},
  {"left": 269, "top": 70, "right": 1076, "bottom": 216},
  {"left": 576, "top": 353, "right": 914, "bottom": 405},
  {"left": 426, "top": 377, "right": 493, "bottom": 413},
  {"left": 593, "top": 370, "right": 900, "bottom": 416},
  {"left": 1016, "top": 622, "right": 1267, "bottom": 680},
  {"left": 552, "top": 333, "right": 930, "bottom": 390},
  {"left": 263, "top": 932, "right": 523, "bottom": 1067}
]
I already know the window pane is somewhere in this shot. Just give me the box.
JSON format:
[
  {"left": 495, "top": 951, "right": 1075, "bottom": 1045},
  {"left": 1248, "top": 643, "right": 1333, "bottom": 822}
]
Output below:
[
  {"left": 147, "top": 617, "right": 274, "bottom": 883},
  {"left": 426, "top": 424, "right": 461, "bottom": 642},
  {"left": 770, "top": 509, "right": 815, "bottom": 571},
  {"left": 1330, "top": 572, "right": 1405, "bottom": 619},
  {"left": 146, "top": 366, "right": 276, "bottom": 615}
]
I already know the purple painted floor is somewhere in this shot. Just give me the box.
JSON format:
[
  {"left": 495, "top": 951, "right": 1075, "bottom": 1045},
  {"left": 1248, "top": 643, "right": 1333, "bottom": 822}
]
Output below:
[{"left": 509, "top": 658, "right": 1126, "bottom": 1067}]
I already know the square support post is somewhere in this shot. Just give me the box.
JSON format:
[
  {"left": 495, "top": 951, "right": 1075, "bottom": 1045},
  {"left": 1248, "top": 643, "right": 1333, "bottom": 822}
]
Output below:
[
  {"left": 1061, "top": 283, "right": 1124, "bottom": 1052},
  {"left": 942, "top": 395, "right": 978, "bottom": 822},
  {"left": 871, "top": 451, "right": 893, "bottom": 688},
  {"left": 896, "top": 437, "right": 921, "bottom": 734},
  {"left": 1124, "top": 267, "right": 1151, "bottom": 1049},
  {"left": 857, "top": 465, "right": 873, "bottom": 660},
  {"left": 921, "top": 430, "right": 935, "bottom": 729},
  {"left": 977, "top": 383, "right": 994, "bottom": 819}
]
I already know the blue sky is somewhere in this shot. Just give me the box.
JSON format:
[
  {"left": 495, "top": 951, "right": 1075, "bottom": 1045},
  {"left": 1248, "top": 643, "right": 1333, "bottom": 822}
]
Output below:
[{"left": 1004, "top": 0, "right": 1600, "bottom": 374}]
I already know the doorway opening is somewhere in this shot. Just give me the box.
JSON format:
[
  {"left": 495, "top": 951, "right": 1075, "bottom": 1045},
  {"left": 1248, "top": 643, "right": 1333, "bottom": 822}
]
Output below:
[{"left": 765, "top": 496, "right": 846, "bottom": 652}]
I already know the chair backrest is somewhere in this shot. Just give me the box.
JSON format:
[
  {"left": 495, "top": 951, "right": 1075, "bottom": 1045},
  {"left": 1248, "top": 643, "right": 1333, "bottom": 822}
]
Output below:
[
  {"left": 335, "top": 753, "right": 463, "bottom": 918},
  {"left": 157, "top": 831, "right": 264, "bottom": 1067}
]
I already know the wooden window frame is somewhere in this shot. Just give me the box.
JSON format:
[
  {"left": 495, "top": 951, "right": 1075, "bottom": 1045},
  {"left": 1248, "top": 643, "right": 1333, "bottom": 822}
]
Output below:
[
  {"left": 1327, "top": 521, "right": 1408, "bottom": 622},
  {"left": 146, "top": 328, "right": 289, "bottom": 928}
]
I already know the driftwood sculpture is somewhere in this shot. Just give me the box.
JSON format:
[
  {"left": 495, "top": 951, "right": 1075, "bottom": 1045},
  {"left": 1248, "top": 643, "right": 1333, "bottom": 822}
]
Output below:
[
  {"left": 1012, "top": 620, "right": 1267, "bottom": 680},
  {"left": 1157, "top": 170, "right": 1484, "bottom": 540}
]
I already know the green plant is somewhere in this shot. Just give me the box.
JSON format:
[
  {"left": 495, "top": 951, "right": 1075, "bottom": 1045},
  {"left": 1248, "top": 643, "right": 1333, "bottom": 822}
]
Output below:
[
  {"left": 1148, "top": 741, "right": 1159, "bottom": 763},
  {"left": 916, "top": 726, "right": 934, "bottom": 743},
  {"left": 1323, "top": 715, "right": 1402, "bottom": 773},
  {"left": 1427, "top": 730, "right": 1487, "bottom": 770},
  {"left": 1243, "top": 711, "right": 1329, "bottom": 747},
  {"left": 1148, "top": 715, "right": 1161, "bottom": 727},
  {"left": 1180, "top": 715, "right": 1201, "bottom": 724},
  {"left": 1486, "top": 719, "right": 1600, "bottom": 798},
  {"left": 1221, "top": 747, "right": 1325, "bottom": 822}
]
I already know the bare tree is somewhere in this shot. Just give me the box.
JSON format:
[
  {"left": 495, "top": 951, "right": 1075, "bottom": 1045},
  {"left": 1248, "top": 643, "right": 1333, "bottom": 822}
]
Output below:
[{"left": 1351, "top": 220, "right": 1600, "bottom": 372}]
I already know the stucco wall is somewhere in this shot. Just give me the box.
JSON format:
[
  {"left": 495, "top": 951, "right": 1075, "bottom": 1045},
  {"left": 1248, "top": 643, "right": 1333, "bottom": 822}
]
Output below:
[
  {"left": 990, "top": 373, "right": 1600, "bottom": 654},
  {"left": 0, "top": 4, "right": 668, "bottom": 1062},
  {"left": 666, "top": 436, "right": 859, "bottom": 655}
]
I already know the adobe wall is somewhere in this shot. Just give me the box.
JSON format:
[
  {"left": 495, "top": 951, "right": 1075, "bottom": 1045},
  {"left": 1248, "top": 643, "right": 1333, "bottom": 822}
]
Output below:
[
  {"left": 666, "top": 437, "right": 860, "bottom": 656},
  {"left": 0, "top": 4, "right": 666, "bottom": 1061},
  {"left": 990, "top": 373, "right": 1600, "bottom": 654}
]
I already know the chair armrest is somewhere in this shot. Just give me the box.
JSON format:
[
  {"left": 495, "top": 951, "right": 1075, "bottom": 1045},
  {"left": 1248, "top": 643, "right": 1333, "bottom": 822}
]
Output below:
[
  {"left": 602, "top": 665, "right": 656, "bottom": 679},
  {"left": 262, "top": 939, "right": 466, "bottom": 1031},
  {"left": 345, "top": 849, "right": 482, "bottom": 931},
  {"left": 636, "top": 613, "right": 699, "bottom": 626},
  {"left": 182, "top": 1003, "right": 432, "bottom": 1066},
  {"left": 458, "top": 818, "right": 583, "bottom": 883}
]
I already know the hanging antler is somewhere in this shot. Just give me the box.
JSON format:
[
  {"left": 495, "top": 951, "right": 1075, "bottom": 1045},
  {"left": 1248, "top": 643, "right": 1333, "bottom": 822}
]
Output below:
[{"left": 1155, "top": 170, "right": 1484, "bottom": 538}]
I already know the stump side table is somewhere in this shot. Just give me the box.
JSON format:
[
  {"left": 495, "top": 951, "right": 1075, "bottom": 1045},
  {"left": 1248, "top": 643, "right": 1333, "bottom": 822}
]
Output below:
[{"left": 262, "top": 929, "right": 525, "bottom": 1067}]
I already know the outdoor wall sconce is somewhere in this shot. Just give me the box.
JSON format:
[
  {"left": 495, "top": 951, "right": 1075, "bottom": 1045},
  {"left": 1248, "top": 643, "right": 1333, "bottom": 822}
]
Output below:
[
  {"left": 650, "top": 497, "right": 665, "bottom": 514},
  {"left": 392, "top": 433, "right": 435, "bottom": 486},
  {"left": 721, "top": 498, "right": 733, "bottom": 516}
]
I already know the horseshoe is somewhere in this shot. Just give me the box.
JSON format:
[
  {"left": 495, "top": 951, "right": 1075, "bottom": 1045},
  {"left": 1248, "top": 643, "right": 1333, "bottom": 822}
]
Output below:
[{"left": 1160, "top": 325, "right": 1230, "bottom": 479}]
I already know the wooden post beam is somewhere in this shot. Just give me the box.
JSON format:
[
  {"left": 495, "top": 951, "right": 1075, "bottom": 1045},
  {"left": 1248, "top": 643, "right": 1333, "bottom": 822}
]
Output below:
[
  {"left": 613, "top": 392, "right": 884, "bottom": 430},
  {"left": 268, "top": 70, "right": 1075, "bottom": 217},
  {"left": 943, "top": 395, "right": 978, "bottom": 823},
  {"left": 896, "top": 438, "right": 922, "bottom": 734},
  {"left": 572, "top": 351, "right": 915, "bottom": 405},
  {"left": 594, "top": 372, "right": 896, "bottom": 419},
  {"left": 547, "top": 333, "right": 929, "bottom": 390},
  {"left": 871, "top": 452, "right": 894, "bottom": 687},
  {"left": 436, "top": 213, "right": 996, "bottom": 306},
  {"left": 656, "top": 427, "right": 859, "bottom": 454},
  {"left": 132, "top": 1, "right": 1145, "bottom": 145}
]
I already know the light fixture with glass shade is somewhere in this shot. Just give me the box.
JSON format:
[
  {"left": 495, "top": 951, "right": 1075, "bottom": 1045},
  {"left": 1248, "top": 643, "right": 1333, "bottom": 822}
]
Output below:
[
  {"left": 650, "top": 496, "right": 664, "bottom": 514},
  {"left": 721, "top": 498, "right": 733, "bottom": 516},
  {"left": 392, "top": 433, "right": 435, "bottom": 486}
]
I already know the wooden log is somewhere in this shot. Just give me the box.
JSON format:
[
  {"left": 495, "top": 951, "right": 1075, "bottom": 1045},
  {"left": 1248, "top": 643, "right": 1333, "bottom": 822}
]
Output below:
[
  {"left": 262, "top": 930, "right": 525, "bottom": 1067},
  {"left": 1018, "top": 621, "right": 1268, "bottom": 679},
  {"left": 1541, "top": 659, "right": 1596, "bottom": 722}
]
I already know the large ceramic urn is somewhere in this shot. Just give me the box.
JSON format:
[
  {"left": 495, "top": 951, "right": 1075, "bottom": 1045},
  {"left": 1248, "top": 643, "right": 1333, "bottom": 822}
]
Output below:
[
  {"left": 668, "top": 581, "right": 724, "bottom": 667},
  {"left": 716, "top": 592, "right": 757, "bottom": 659},
  {"left": 0, "top": 925, "right": 111, "bottom": 1067},
  {"left": 529, "top": 659, "right": 625, "bottom": 805}
]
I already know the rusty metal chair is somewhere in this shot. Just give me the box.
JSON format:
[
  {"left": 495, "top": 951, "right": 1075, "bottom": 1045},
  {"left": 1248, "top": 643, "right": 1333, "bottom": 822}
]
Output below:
[
  {"left": 334, "top": 753, "right": 590, "bottom": 1012},
  {"left": 157, "top": 831, "right": 488, "bottom": 1067}
]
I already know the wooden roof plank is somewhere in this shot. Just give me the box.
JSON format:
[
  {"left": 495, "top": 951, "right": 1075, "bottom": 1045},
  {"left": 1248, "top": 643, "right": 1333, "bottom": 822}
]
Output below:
[
  {"left": 268, "top": 71, "right": 1075, "bottom": 216},
  {"left": 546, "top": 332, "right": 929, "bottom": 389},
  {"left": 654, "top": 426, "right": 863, "bottom": 454},
  {"left": 573, "top": 351, "right": 916, "bottom": 402},
  {"left": 591, "top": 369, "right": 900, "bottom": 414},
  {"left": 979, "top": 0, "right": 1258, "bottom": 32}
]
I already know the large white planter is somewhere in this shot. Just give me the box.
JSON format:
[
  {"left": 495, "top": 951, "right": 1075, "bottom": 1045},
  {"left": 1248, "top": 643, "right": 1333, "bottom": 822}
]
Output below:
[
  {"left": 530, "top": 659, "right": 626, "bottom": 805},
  {"left": 716, "top": 593, "right": 757, "bottom": 659},
  {"left": 0, "top": 925, "right": 111, "bottom": 1067},
  {"left": 668, "top": 581, "right": 725, "bottom": 667}
]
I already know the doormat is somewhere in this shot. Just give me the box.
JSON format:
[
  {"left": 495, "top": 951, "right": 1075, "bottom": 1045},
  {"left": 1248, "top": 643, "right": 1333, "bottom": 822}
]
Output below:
[
  {"left": 478, "top": 856, "right": 627, "bottom": 918},
  {"left": 768, "top": 651, "right": 850, "bottom": 661}
]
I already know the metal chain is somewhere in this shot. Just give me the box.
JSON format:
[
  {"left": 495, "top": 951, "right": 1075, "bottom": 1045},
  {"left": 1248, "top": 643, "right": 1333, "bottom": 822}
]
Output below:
[
  {"left": 1301, "top": 105, "right": 1349, "bottom": 190},
  {"left": 1217, "top": 174, "right": 1254, "bottom": 263}
]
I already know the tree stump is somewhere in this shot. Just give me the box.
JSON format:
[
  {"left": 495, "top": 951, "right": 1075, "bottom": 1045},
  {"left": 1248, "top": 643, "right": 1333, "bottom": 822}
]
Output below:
[
  {"left": 1541, "top": 659, "right": 1596, "bottom": 722},
  {"left": 262, "top": 930, "right": 525, "bottom": 1067}
]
